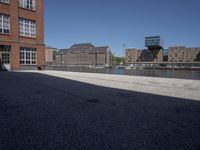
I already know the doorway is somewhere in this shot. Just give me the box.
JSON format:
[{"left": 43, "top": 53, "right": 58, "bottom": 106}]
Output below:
[{"left": 0, "top": 45, "right": 11, "bottom": 70}]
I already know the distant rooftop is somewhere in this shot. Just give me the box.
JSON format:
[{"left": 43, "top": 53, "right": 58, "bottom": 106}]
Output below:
[
  {"left": 45, "top": 46, "right": 58, "bottom": 50},
  {"left": 145, "top": 36, "right": 163, "bottom": 48},
  {"left": 70, "top": 43, "right": 94, "bottom": 50},
  {"left": 169, "top": 46, "right": 200, "bottom": 49},
  {"left": 57, "top": 43, "right": 111, "bottom": 54}
]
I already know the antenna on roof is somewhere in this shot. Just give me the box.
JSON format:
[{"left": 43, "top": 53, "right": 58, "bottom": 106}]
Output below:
[{"left": 123, "top": 43, "right": 126, "bottom": 58}]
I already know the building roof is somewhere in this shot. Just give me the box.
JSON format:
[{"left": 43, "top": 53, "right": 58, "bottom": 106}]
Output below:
[
  {"left": 57, "top": 43, "right": 111, "bottom": 55},
  {"left": 90, "top": 47, "right": 109, "bottom": 54},
  {"left": 45, "top": 46, "right": 58, "bottom": 50},
  {"left": 70, "top": 43, "right": 95, "bottom": 52},
  {"left": 58, "top": 49, "right": 70, "bottom": 54},
  {"left": 168, "top": 46, "right": 186, "bottom": 49},
  {"left": 145, "top": 36, "right": 162, "bottom": 48}
]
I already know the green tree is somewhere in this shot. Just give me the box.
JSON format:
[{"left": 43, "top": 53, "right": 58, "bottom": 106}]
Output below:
[{"left": 112, "top": 55, "right": 125, "bottom": 66}]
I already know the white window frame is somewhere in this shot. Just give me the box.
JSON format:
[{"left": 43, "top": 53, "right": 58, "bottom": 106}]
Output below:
[
  {"left": 20, "top": 48, "right": 37, "bottom": 65},
  {"left": 19, "top": 18, "right": 36, "bottom": 38},
  {"left": 19, "top": 0, "right": 35, "bottom": 10},
  {"left": 0, "top": 0, "right": 9, "bottom": 4},
  {"left": 0, "top": 14, "right": 10, "bottom": 34}
]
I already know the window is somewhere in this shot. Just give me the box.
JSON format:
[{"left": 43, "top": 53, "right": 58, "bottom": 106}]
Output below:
[
  {"left": 0, "top": 0, "right": 9, "bottom": 4},
  {"left": 19, "top": 0, "right": 35, "bottom": 10},
  {"left": 2, "top": 53, "right": 10, "bottom": 64},
  {"left": 0, "top": 45, "right": 10, "bottom": 64},
  {"left": 0, "top": 14, "right": 10, "bottom": 34},
  {"left": 19, "top": 18, "right": 36, "bottom": 37},
  {"left": 20, "top": 48, "right": 37, "bottom": 65}
]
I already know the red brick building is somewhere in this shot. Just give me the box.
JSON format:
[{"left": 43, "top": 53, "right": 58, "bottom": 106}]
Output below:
[{"left": 0, "top": 0, "right": 44, "bottom": 70}]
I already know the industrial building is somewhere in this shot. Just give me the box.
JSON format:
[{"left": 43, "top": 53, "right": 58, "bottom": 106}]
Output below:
[
  {"left": 55, "top": 43, "right": 112, "bottom": 67},
  {"left": 0, "top": 0, "right": 44, "bottom": 70}
]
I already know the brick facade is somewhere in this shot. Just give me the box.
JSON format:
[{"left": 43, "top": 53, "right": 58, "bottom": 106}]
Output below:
[
  {"left": 168, "top": 47, "right": 200, "bottom": 62},
  {"left": 0, "top": 0, "right": 44, "bottom": 70},
  {"left": 125, "top": 48, "right": 163, "bottom": 64},
  {"left": 55, "top": 43, "right": 112, "bottom": 67}
]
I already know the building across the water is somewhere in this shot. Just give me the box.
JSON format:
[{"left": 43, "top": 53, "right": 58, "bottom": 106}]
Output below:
[
  {"left": 45, "top": 47, "right": 58, "bottom": 65},
  {"left": 125, "top": 48, "right": 140, "bottom": 63},
  {"left": 55, "top": 43, "right": 112, "bottom": 67},
  {"left": 125, "top": 36, "right": 163, "bottom": 64},
  {"left": 144, "top": 36, "right": 163, "bottom": 62},
  {"left": 168, "top": 47, "right": 200, "bottom": 62},
  {"left": 0, "top": 0, "right": 45, "bottom": 70},
  {"left": 125, "top": 48, "right": 163, "bottom": 63},
  {"left": 163, "top": 49, "right": 168, "bottom": 62}
]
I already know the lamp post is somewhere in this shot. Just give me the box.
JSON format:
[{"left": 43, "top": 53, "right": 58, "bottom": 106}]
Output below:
[
  {"left": 172, "top": 58, "right": 175, "bottom": 78},
  {"left": 60, "top": 51, "right": 64, "bottom": 66}
]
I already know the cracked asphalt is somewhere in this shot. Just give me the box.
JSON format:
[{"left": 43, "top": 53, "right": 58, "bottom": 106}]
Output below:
[{"left": 0, "top": 71, "right": 200, "bottom": 150}]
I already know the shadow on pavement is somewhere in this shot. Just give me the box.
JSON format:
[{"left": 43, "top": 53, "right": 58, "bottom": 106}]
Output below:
[{"left": 0, "top": 71, "right": 200, "bottom": 150}]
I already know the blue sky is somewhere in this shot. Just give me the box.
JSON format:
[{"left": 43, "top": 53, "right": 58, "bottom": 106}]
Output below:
[{"left": 44, "top": 0, "right": 200, "bottom": 56}]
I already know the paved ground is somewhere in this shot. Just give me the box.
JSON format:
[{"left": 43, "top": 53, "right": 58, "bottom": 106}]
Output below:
[
  {"left": 0, "top": 71, "right": 200, "bottom": 150},
  {"left": 38, "top": 70, "right": 200, "bottom": 101}
]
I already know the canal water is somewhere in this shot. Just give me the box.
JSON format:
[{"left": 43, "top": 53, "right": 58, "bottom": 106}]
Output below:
[{"left": 45, "top": 66, "right": 200, "bottom": 80}]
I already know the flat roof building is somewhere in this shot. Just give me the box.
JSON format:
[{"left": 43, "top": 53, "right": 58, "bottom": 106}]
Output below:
[
  {"left": 0, "top": 0, "right": 44, "bottom": 70},
  {"left": 125, "top": 36, "right": 164, "bottom": 64},
  {"left": 168, "top": 47, "right": 200, "bottom": 62},
  {"left": 145, "top": 36, "right": 163, "bottom": 48},
  {"left": 125, "top": 48, "right": 163, "bottom": 64},
  {"left": 145, "top": 36, "right": 163, "bottom": 62},
  {"left": 45, "top": 47, "right": 58, "bottom": 65}
]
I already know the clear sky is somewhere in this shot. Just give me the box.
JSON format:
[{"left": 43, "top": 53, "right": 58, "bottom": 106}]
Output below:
[{"left": 44, "top": 0, "right": 200, "bottom": 56}]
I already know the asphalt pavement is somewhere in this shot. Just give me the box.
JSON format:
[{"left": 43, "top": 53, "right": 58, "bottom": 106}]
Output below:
[{"left": 0, "top": 71, "right": 200, "bottom": 150}]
